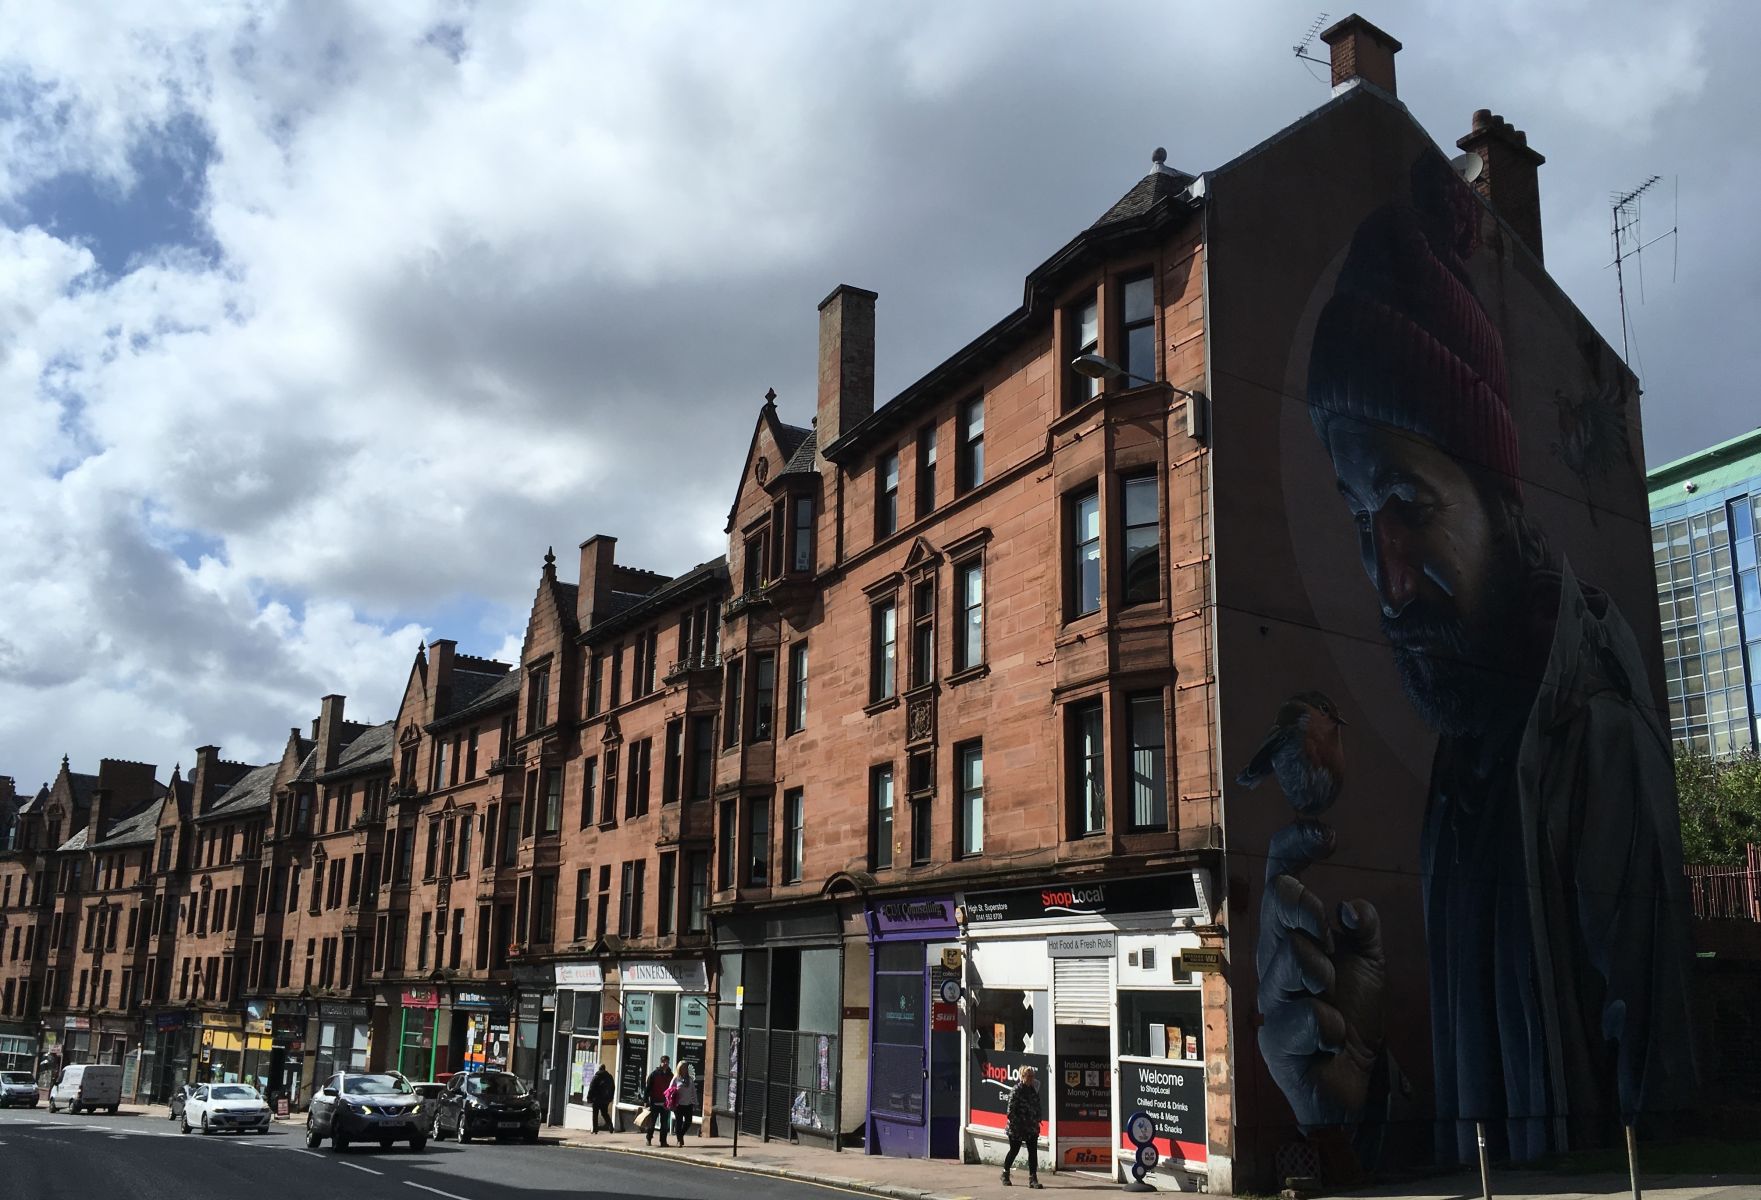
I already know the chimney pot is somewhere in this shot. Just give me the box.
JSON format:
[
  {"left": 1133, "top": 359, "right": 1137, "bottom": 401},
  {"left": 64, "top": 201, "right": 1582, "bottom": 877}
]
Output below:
[{"left": 1320, "top": 13, "right": 1402, "bottom": 96}]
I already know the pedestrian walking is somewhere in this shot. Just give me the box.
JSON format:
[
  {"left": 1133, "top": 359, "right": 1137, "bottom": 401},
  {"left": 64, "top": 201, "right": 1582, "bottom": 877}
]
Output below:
[
  {"left": 663, "top": 1062, "right": 698, "bottom": 1145},
  {"left": 586, "top": 1062, "right": 615, "bottom": 1133},
  {"left": 1000, "top": 1065, "right": 1043, "bottom": 1189},
  {"left": 643, "top": 1055, "right": 673, "bottom": 1146}
]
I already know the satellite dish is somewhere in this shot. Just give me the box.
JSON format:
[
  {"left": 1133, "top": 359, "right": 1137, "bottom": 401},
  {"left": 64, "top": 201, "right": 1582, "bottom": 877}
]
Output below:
[{"left": 1451, "top": 151, "right": 1484, "bottom": 184}]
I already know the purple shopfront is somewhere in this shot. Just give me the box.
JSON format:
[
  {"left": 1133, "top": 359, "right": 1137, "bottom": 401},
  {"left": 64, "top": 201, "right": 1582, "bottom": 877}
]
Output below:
[{"left": 865, "top": 897, "right": 962, "bottom": 1160}]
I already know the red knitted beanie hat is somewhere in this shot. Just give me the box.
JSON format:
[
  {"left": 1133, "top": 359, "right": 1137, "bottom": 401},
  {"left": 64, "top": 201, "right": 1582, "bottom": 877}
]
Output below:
[{"left": 1308, "top": 153, "right": 1519, "bottom": 496}]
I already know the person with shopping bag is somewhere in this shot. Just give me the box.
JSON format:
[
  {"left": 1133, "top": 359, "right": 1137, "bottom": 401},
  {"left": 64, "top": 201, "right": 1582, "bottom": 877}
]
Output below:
[
  {"left": 662, "top": 1062, "right": 698, "bottom": 1145},
  {"left": 642, "top": 1055, "right": 674, "bottom": 1146}
]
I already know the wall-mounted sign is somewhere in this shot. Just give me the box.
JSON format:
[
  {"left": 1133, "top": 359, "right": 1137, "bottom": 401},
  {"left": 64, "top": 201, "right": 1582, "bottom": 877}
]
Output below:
[
  {"left": 1178, "top": 949, "right": 1224, "bottom": 974},
  {"left": 965, "top": 872, "right": 1207, "bottom": 924},
  {"left": 940, "top": 948, "right": 963, "bottom": 971},
  {"left": 621, "top": 960, "right": 708, "bottom": 991},
  {"left": 1047, "top": 932, "right": 1117, "bottom": 959},
  {"left": 555, "top": 963, "right": 603, "bottom": 987},
  {"left": 867, "top": 897, "right": 959, "bottom": 937}
]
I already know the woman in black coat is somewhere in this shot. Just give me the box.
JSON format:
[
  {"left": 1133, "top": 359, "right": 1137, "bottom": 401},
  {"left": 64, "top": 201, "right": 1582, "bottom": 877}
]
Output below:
[{"left": 1001, "top": 1065, "right": 1043, "bottom": 1188}]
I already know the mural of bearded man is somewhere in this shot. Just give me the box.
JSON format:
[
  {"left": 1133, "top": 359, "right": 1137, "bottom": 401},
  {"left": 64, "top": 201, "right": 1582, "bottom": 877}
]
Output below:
[{"left": 1256, "top": 151, "right": 1698, "bottom": 1166}]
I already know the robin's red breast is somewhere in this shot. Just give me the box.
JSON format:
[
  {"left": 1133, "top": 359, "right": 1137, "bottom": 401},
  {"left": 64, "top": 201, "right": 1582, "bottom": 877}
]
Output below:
[{"left": 1236, "top": 691, "right": 1347, "bottom": 816}]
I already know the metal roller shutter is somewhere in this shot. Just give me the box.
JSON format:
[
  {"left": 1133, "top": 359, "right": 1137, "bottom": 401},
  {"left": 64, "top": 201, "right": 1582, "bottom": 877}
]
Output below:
[{"left": 1052, "top": 957, "right": 1110, "bottom": 1026}]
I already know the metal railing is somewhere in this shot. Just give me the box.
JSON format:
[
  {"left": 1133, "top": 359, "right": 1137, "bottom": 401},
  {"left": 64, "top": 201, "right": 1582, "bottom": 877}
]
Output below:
[{"left": 1685, "top": 844, "right": 1761, "bottom": 921}]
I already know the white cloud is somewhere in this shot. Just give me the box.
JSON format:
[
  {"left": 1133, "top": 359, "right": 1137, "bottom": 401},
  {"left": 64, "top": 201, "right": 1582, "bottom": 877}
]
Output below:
[{"left": 0, "top": 0, "right": 1752, "bottom": 789}]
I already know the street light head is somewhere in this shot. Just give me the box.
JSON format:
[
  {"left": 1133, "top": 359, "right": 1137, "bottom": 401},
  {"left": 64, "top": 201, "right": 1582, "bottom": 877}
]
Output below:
[{"left": 1070, "top": 352, "right": 1124, "bottom": 381}]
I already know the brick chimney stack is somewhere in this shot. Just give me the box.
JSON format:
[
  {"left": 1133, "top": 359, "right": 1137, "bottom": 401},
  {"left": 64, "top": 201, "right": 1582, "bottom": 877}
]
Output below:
[
  {"left": 315, "top": 693, "right": 348, "bottom": 772},
  {"left": 1457, "top": 109, "right": 1547, "bottom": 263},
  {"left": 1320, "top": 14, "right": 1401, "bottom": 96},
  {"left": 578, "top": 535, "right": 618, "bottom": 629},
  {"left": 815, "top": 284, "right": 877, "bottom": 465},
  {"left": 194, "top": 745, "right": 221, "bottom": 815},
  {"left": 427, "top": 641, "right": 456, "bottom": 718}
]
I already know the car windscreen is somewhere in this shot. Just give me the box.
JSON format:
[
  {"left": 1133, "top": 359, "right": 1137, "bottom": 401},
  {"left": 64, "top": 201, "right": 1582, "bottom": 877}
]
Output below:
[
  {"left": 0, "top": 1072, "right": 31, "bottom": 1085},
  {"left": 211, "top": 1085, "right": 257, "bottom": 1100},
  {"left": 343, "top": 1076, "right": 413, "bottom": 1096},
  {"left": 465, "top": 1073, "right": 528, "bottom": 1098}
]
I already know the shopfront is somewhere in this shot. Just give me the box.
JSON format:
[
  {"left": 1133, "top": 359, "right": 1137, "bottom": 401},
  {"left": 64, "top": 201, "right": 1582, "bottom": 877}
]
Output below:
[
  {"left": 396, "top": 986, "right": 441, "bottom": 1079},
  {"left": 713, "top": 907, "right": 846, "bottom": 1146},
  {"left": 962, "top": 870, "right": 1214, "bottom": 1184},
  {"left": 196, "top": 1010, "right": 247, "bottom": 1083},
  {"left": 313, "top": 1002, "right": 370, "bottom": 1083},
  {"left": 554, "top": 963, "right": 605, "bottom": 1130},
  {"left": 451, "top": 988, "right": 512, "bottom": 1076},
  {"left": 864, "top": 897, "right": 961, "bottom": 1160},
  {"left": 614, "top": 960, "right": 710, "bottom": 1130},
  {"left": 265, "top": 1005, "right": 306, "bottom": 1104},
  {"left": 0, "top": 1026, "right": 37, "bottom": 1072}
]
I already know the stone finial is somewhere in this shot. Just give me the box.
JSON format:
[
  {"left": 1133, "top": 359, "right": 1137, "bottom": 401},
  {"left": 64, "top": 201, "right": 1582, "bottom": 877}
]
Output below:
[{"left": 1152, "top": 147, "right": 1167, "bottom": 166}]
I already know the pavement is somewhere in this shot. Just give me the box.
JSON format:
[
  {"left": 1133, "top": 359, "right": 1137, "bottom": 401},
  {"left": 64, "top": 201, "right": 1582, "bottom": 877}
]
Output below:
[{"left": 6, "top": 1100, "right": 1759, "bottom": 1200}]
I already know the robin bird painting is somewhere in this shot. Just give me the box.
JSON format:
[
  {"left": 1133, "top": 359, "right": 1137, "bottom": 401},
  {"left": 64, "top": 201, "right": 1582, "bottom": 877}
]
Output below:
[{"left": 1235, "top": 691, "right": 1347, "bottom": 816}]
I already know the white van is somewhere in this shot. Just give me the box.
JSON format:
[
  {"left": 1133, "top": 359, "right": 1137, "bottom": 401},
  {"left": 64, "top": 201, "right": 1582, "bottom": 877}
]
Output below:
[{"left": 48, "top": 1063, "right": 123, "bottom": 1115}]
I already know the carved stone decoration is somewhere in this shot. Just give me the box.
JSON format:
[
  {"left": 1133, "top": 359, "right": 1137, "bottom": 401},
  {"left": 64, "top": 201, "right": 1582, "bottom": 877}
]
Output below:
[
  {"left": 436, "top": 874, "right": 451, "bottom": 909},
  {"left": 755, "top": 456, "right": 770, "bottom": 484},
  {"left": 907, "top": 693, "right": 935, "bottom": 745}
]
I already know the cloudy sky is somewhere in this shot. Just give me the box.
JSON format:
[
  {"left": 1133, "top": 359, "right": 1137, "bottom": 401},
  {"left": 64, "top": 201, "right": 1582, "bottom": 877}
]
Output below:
[{"left": 1, "top": 0, "right": 1752, "bottom": 793}]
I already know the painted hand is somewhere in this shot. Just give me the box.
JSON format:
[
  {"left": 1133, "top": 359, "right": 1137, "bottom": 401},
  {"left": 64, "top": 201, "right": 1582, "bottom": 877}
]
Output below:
[{"left": 1256, "top": 819, "right": 1386, "bottom": 1131}]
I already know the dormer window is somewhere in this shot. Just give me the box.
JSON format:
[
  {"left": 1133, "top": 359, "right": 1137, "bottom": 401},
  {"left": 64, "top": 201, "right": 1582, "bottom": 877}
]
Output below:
[{"left": 790, "top": 495, "right": 816, "bottom": 573}]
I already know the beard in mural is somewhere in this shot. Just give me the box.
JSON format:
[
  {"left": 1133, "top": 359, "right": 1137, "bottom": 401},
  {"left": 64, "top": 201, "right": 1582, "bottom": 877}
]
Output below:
[{"left": 1255, "top": 151, "right": 1697, "bottom": 1168}]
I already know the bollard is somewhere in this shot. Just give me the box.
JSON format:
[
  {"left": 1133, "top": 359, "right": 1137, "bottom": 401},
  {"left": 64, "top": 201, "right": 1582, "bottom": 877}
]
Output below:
[{"left": 1476, "top": 1122, "right": 1492, "bottom": 1200}]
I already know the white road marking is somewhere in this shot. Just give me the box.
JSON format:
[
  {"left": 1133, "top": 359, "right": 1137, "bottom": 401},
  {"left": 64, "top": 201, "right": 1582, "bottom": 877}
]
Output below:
[
  {"left": 406, "top": 1183, "right": 475, "bottom": 1200},
  {"left": 339, "top": 1162, "right": 384, "bottom": 1175},
  {"left": 289, "top": 1147, "right": 328, "bottom": 1158}
]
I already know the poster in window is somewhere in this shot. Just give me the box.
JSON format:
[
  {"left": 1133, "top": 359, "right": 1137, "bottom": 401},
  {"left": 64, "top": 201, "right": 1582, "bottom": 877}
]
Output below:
[
  {"left": 675, "top": 1036, "right": 706, "bottom": 1091},
  {"left": 1117, "top": 1058, "right": 1206, "bottom": 1165},
  {"left": 969, "top": 1049, "right": 1049, "bottom": 1137},
  {"left": 619, "top": 1032, "right": 649, "bottom": 1104},
  {"left": 1054, "top": 1053, "right": 1112, "bottom": 1138}
]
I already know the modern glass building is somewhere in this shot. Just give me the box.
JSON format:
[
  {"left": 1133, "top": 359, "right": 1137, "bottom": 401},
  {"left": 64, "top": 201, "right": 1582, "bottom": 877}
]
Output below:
[{"left": 1648, "top": 427, "right": 1761, "bottom": 756}]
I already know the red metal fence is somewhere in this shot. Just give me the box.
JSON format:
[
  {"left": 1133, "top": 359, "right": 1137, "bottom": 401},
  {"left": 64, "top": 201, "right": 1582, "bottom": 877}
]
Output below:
[{"left": 1685, "top": 844, "right": 1761, "bottom": 921}]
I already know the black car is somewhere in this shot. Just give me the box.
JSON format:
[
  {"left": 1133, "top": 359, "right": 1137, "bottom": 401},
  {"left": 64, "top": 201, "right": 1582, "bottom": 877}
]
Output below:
[
  {"left": 433, "top": 1071, "right": 541, "bottom": 1144},
  {"left": 304, "top": 1073, "right": 427, "bottom": 1152},
  {"left": 167, "top": 1084, "right": 196, "bottom": 1122}
]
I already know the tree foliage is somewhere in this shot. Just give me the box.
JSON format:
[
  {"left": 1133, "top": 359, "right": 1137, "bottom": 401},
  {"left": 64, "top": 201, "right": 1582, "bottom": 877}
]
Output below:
[{"left": 1675, "top": 747, "right": 1761, "bottom": 866}]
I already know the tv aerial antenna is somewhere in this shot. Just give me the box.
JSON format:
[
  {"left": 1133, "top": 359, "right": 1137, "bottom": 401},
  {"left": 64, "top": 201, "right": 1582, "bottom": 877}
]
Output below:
[
  {"left": 1608, "top": 174, "right": 1679, "bottom": 370},
  {"left": 1293, "top": 12, "right": 1331, "bottom": 83}
]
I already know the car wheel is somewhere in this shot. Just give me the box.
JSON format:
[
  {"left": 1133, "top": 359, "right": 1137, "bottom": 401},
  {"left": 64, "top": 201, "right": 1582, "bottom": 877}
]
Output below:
[
  {"left": 522, "top": 1128, "right": 540, "bottom": 1145},
  {"left": 456, "top": 1117, "right": 471, "bottom": 1144},
  {"left": 333, "top": 1131, "right": 350, "bottom": 1152},
  {"left": 47, "top": 1100, "right": 57, "bottom": 1113},
  {"left": 109, "top": 1106, "right": 119, "bottom": 1115},
  {"left": 181, "top": 1112, "right": 191, "bottom": 1134},
  {"left": 410, "top": 1135, "right": 427, "bottom": 1153},
  {"left": 202, "top": 1116, "right": 213, "bottom": 1136},
  {"left": 304, "top": 1120, "right": 321, "bottom": 1149}
]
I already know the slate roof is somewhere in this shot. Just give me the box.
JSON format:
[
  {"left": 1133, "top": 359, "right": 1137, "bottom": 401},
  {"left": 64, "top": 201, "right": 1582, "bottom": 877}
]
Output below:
[
  {"left": 428, "top": 668, "right": 523, "bottom": 734},
  {"left": 582, "top": 557, "right": 729, "bottom": 644},
  {"left": 776, "top": 428, "right": 818, "bottom": 479},
  {"left": 202, "top": 762, "right": 280, "bottom": 821},
  {"left": 1090, "top": 163, "right": 1195, "bottom": 229},
  {"left": 67, "top": 772, "right": 99, "bottom": 812},
  {"left": 95, "top": 798, "right": 167, "bottom": 848},
  {"left": 58, "top": 828, "right": 87, "bottom": 851},
  {"left": 317, "top": 721, "right": 395, "bottom": 781},
  {"left": 447, "top": 669, "right": 510, "bottom": 716},
  {"left": 19, "top": 785, "right": 49, "bottom": 815}
]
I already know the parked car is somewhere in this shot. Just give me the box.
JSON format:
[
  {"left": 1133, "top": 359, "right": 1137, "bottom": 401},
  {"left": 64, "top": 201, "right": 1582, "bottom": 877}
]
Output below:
[
  {"left": 0, "top": 1071, "right": 39, "bottom": 1108},
  {"left": 433, "top": 1070, "right": 541, "bottom": 1144},
  {"left": 47, "top": 1063, "right": 122, "bottom": 1115},
  {"left": 408, "top": 1081, "right": 446, "bottom": 1135},
  {"left": 182, "top": 1083, "right": 271, "bottom": 1135},
  {"left": 304, "top": 1073, "right": 427, "bottom": 1152},
  {"left": 168, "top": 1084, "right": 196, "bottom": 1122}
]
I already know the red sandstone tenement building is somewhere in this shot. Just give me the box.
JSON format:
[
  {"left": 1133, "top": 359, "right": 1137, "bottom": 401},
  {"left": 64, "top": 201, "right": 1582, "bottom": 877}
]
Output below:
[{"left": 0, "top": 17, "right": 1703, "bottom": 1192}]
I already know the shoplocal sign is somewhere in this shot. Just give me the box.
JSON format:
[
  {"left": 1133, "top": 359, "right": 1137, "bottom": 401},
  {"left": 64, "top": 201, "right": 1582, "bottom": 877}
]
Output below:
[
  {"left": 965, "top": 873, "right": 1206, "bottom": 924},
  {"left": 1117, "top": 1058, "right": 1206, "bottom": 1166}
]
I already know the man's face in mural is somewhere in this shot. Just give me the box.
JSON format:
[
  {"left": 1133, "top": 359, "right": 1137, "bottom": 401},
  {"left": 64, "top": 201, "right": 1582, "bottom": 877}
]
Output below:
[{"left": 1326, "top": 418, "right": 1525, "bottom": 735}]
